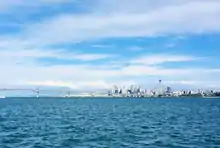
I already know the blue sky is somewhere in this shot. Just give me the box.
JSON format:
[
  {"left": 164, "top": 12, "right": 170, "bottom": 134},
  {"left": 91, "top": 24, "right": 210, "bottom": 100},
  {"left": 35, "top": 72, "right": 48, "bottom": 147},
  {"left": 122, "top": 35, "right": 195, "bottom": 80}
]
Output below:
[{"left": 0, "top": 0, "right": 220, "bottom": 94}]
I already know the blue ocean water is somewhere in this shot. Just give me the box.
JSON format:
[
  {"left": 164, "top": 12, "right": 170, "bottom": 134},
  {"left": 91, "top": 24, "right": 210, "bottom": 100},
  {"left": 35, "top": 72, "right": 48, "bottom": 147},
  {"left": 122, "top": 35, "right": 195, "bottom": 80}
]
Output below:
[{"left": 0, "top": 98, "right": 220, "bottom": 148}]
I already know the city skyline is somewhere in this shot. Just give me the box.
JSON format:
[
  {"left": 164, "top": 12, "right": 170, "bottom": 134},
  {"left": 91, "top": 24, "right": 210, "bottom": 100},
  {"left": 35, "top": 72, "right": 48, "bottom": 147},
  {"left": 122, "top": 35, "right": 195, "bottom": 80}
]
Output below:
[
  {"left": 0, "top": 80, "right": 219, "bottom": 98},
  {"left": 0, "top": 0, "right": 220, "bottom": 92}
]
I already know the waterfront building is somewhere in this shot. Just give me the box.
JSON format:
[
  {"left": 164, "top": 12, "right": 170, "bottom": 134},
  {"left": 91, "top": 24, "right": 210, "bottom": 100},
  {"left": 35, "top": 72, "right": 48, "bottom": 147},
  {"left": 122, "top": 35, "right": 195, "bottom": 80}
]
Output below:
[
  {"left": 166, "top": 87, "right": 172, "bottom": 93},
  {"left": 137, "top": 86, "right": 140, "bottom": 93},
  {"left": 130, "top": 85, "right": 134, "bottom": 94},
  {"left": 173, "top": 91, "right": 182, "bottom": 96},
  {"left": 113, "top": 85, "right": 119, "bottom": 94},
  {"left": 121, "top": 86, "right": 127, "bottom": 96},
  {"left": 164, "top": 86, "right": 172, "bottom": 96}
]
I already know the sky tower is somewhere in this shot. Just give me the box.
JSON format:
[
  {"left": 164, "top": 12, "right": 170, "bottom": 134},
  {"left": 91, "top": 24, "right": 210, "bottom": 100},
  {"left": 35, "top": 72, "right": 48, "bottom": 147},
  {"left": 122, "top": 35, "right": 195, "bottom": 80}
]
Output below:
[{"left": 155, "top": 79, "right": 164, "bottom": 96}]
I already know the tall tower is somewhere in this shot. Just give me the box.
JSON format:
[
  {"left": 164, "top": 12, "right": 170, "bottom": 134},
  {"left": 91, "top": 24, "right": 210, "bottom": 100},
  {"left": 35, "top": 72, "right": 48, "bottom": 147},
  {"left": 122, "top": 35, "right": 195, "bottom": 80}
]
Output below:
[{"left": 156, "top": 80, "right": 164, "bottom": 96}]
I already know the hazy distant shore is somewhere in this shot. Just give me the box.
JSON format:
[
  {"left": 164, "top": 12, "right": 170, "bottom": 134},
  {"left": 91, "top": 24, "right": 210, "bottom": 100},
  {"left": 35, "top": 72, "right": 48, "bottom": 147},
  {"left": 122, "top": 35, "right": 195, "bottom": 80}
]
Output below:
[{"left": 2, "top": 96, "right": 220, "bottom": 99}]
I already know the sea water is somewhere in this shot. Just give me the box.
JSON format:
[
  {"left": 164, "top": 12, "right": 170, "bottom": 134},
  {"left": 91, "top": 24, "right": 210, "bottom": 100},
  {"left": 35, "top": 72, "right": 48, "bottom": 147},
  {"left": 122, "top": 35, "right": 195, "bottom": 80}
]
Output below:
[{"left": 0, "top": 97, "right": 220, "bottom": 148}]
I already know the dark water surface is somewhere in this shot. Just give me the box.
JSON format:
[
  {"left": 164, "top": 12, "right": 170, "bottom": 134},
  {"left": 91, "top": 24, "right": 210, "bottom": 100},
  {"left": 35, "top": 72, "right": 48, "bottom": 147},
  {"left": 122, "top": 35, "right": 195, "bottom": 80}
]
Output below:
[{"left": 0, "top": 98, "right": 220, "bottom": 148}]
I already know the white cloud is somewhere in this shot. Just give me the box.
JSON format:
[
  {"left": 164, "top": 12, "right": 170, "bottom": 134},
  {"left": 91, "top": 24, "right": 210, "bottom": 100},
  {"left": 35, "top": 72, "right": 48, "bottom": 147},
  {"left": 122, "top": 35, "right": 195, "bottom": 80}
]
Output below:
[
  {"left": 15, "top": 0, "right": 220, "bottom": 45},
  {"left": 128, "top": 46, "right": 145, "bottom": 51},
  {"left": 0, "top": 0, "right": 220, "bottom": 92},
  {"left": 17, "top": 65, "right": 220, "bottom": 91},
  {"left": 91, "top": 44, "right": 111, "bottom": 48},
  {"left": 0, "top": 0, "right": 74, "bottom": 11},
  {"left": 0, "top": 1, "right": 21, "bottom": 11},
  {"left": 166, "top": 43, "right": 176, "bottom": 48},
  {"left": 0, "top": 48, "right": 115, "bottom": 62},
  {"left": 0, "top": 48, "right": 117, "bottom": 90},
  {"left": 166, "top": 80, "right": 220, "bottom": 90},
  {"left": 92, "top": 0, "right": 193, "bottom": 14},
  {"left": 26, "top": 80, "right": 139, "bottom": 92},
  {"left": 130, "top": 54, "right": 199, "bottom": 65},
  {"left": 27, "top": 80, "right": 78, "bottom": 89},
  {"left": 72, "top": 53, "right": 114, "bottom": 61},
  {"left": 0, "top": 48, "right": 219, "bottom": 91},
  {"left": 39, "top": 0, "right": 71, "bottom": 3},
  {"left": 1, "top": 0, "right": 220, "bottom": 46}
]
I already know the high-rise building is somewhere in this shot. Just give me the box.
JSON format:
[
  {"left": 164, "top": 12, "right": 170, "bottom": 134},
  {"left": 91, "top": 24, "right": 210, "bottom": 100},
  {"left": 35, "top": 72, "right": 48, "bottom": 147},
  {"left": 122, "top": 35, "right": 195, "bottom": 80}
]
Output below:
[
  {"left": 113, "top": 85, "right": 119, "bottom": 94},
  {"left": 122, "top": 86, "right": 127, "bottom": 96},
  {"left": 166, "top": 87, "right": 172, "bottom": 93},
  {"left": 130, "top": 85, "right": 134, "bottom": 94},
  {"left": 137, "top": 86, "right": 141, "bottom": 93},
  {"left": 134, "top": 85, "right": 138, "bottom": 94}
]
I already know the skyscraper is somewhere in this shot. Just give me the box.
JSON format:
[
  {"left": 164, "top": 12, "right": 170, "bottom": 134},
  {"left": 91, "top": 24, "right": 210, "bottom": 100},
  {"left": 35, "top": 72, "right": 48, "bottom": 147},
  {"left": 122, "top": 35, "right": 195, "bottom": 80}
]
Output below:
[
  {"left": 130, "top": 85, "right": 134, "bottom": 94},
  {"left": 113, "top": 85, "right": 119, "bottom": 94}
]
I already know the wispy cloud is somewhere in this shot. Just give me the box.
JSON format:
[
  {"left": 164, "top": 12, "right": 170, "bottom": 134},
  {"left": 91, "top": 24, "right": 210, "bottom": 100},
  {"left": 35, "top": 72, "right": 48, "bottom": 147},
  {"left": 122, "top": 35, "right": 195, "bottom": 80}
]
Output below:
[
  {"left": 0, "top": 48, "right": 218, "bottom": 90},
  {"left": 14, "top": 1, "right": 219, "bottom": 46},
  {"left": 0, "top": 0, "right": 74, "bottom": 11},
  {"left": 1, "top": 1, "right": 220, "bottom": 46},
  {"left": 130, "top": 54, "right": 200, "bottom": 65},
  {"left": 166, "top": 43, "right": 176, "bottom": 48},
  {"left": 0, "top": 48, "right": 115, "bottom": 62},
  {"left": 91, "top": 44, "right": 111, "bottom": 48},
  {"left": 128, "top": 46, "right": 145, "bottom": 51},
  {"left": 0, "top": 0, "right": 220, "bottom": 91}
]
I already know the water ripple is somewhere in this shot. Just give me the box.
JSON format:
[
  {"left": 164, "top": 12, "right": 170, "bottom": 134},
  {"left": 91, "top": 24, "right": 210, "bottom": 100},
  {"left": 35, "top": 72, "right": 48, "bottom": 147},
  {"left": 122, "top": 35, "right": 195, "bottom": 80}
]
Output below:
[{"left": 0, "top": 98, "right": 220, "bottom": 147}]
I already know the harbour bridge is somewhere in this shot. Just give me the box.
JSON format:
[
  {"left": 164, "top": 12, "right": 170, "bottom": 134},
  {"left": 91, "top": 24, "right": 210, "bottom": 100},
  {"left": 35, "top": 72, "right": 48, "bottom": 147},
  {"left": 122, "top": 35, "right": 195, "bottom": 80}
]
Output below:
[
  {"left": 0, "top": 88, "right": 77, "bottom": 98},
  {"left": 0, "top": 88, "right": 109, "bottom": 98}
]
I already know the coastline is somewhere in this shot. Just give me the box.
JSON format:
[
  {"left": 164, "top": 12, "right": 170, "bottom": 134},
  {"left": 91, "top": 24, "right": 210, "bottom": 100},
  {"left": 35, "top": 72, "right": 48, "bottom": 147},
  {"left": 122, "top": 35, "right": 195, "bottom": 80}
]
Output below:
[{"left": 2, "top": 96, "right": 220, "bottom": 99}]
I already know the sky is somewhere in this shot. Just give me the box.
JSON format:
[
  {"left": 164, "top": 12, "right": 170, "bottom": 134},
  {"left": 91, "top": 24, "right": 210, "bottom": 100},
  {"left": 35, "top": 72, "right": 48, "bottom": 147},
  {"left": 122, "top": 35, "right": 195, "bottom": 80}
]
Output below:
[{"left": 0, "top": 0, "right": 220, "bottom": 95}]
